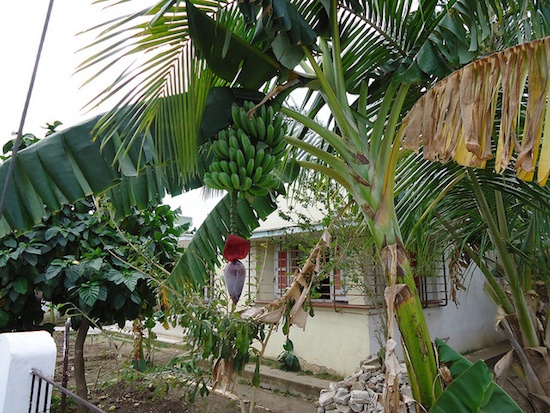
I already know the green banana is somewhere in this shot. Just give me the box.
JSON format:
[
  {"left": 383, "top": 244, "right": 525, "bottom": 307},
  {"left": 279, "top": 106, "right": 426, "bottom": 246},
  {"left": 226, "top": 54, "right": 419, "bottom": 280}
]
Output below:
[
  {"left": 236, "top": 149, "right": 246, "bottom": 169},
  {"left": 231, "top": 173, "right": 241, "bottom": 190},
  {"left": 237, "top": 129, "right": 252, "bottom": 149},
  {"left": 229, "top": 161, "right": 238, "bottom": 175},
  {"left": 261, "top": 153, "right": 276, "bottom": 173},
  {"left": 246, "top": 158, "right": 255, "bottom": 176},
  {"left": 238, "top": 107, "right": 251, "bottom": 135},
  {"left": 255, "top": 148, "right": 265, "bottom": 166},
  {"left": 241, "top": 176, "right": 253, "bottom": 191},
  {"left": 218, "top": 172, "right": 233, "bottom": 189},
  {"left": 252, "top": 166, "right": 263, "bottom": 183},
  {"left": 266, "top": 124, "right": 275, "bottom": 145},
  {"left": 256, "top": 116, "right": 267, "bottom": 141},
  {"left": 203, "top": 173, "right": 215, "bottom": 188},
  {"left": 273, "top": 113, "right": 284, "bottom": 132},
  {"left": 239, "top": 166, "right": 248, "bottom": 184},
  {"left": 270, "top": 140, "right": 287, "bottom": 158},
  {"left": 247, "top": 112, "right": 258, "bottom": 138},
  {"left": 259, "top": 104, "right": 267, "bottom": 123},
  {"left": 219, "top": 160, "right": 231, "bottom": 175},
  {"left": 229, "top": 147, "right": 238, "bottom": 163},
  {"left": 245, "top": 143, "right": 255, "bottom": 161},
  {"left": 271, "top": 127, "right": 285, "bottom": 147},
  {"left": 231, "top": 104, "right": 241, "bottom": 128},
  {"left": 209, "top": 171, "right": 222, "bottom": 188},
  {"left": 244, "top": 100, "right": 255, "bottom": 112},
  {"left": 266, "top": 105, "right": 275, "bottom": 124},
  {"left": 209, "top": 161, "right": 221, "bottom": 173},
  {"left": 229, "top": 134, "right": 240, "bottom": 150},
  {"left": 217, "top": 138, "right": 230, "bottom": 160}
]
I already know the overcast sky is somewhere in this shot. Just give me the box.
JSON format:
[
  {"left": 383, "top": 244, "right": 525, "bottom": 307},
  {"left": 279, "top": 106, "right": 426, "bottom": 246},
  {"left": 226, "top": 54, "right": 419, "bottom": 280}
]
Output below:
[{"left": 0, "top": 0, "right": 222, "bottom": 227}]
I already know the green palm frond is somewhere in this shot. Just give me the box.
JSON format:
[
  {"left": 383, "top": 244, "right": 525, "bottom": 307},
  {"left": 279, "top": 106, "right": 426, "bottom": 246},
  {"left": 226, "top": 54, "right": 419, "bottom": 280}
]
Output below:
[{"left": 78, "top": 0, "right": 249, "bottom": 179}]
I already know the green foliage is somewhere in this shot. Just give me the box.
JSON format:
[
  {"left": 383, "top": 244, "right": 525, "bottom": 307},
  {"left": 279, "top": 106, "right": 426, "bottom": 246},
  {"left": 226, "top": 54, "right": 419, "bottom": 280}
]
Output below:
[
  {"left": 153, "top": 281, "right": 266, "bottom": 401},
  {"left": 278, "top": 339, "right": 300, "bottom": 372},
  {"left": 0, "top": 196, "right": 183, "bottom": 333},
  {"left": 432, "top": 339, "right": 522, "bottom": 413}
]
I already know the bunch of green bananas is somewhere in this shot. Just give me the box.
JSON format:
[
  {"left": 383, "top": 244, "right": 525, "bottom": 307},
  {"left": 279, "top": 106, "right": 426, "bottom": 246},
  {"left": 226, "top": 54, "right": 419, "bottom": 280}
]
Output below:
[{"left": 204, "top": 101, "right": 288, "bottom": 198}]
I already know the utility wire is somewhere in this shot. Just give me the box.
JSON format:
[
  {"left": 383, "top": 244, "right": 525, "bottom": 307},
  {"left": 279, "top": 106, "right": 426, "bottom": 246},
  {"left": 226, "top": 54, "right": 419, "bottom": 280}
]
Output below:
[{"left": 0, "top": 0, "right": 55, "bottom": 220}]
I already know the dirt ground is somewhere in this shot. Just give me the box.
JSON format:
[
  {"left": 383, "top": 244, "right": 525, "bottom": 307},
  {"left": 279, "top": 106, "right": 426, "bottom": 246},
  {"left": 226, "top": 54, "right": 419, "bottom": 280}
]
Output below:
[
  {"left": 51, "top": 328, "right": 533, "bottom": 413},
  {"left": 52, "top": 329, "right": 318, "bottom": 413}
]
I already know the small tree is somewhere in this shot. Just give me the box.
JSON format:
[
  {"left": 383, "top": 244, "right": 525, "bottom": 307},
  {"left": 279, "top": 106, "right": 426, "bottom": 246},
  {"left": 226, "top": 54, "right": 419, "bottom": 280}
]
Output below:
[{"left": 0, "top": 130, "right": 184, "bottom": 409}]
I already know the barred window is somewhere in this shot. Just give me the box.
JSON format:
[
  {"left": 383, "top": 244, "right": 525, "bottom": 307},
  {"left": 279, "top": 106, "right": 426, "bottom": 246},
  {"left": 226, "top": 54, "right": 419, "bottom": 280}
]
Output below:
[{"left": 254, "top": 240, "right": 448, "bottom": 309}]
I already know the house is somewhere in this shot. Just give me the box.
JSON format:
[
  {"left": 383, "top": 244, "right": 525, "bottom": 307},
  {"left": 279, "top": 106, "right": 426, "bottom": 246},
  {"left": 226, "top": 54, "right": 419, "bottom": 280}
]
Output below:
[
  {"left": 238, "top": 198, "right": 503, "bottom": 376},
  {"left": 167, "top": 196, "right": 503, "bottom": 377}
]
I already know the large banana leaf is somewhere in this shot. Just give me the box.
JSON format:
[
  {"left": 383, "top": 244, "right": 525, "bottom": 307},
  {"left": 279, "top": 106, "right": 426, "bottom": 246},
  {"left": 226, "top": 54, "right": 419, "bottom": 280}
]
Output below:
[
  {"left": 0, "top": 116, "right": 173, "bottom": 238},
  {"left": 432, "top": 339, "right": 523, "bottom": 413},
  {"left": 0, "top": 87, "right": 262, "bottom": 234}
]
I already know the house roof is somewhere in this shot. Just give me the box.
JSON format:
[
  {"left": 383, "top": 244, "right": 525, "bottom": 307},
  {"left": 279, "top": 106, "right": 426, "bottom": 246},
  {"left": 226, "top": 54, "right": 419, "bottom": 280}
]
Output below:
[{"left": 251, "top": 195, "right": 325, "bottom": 239}]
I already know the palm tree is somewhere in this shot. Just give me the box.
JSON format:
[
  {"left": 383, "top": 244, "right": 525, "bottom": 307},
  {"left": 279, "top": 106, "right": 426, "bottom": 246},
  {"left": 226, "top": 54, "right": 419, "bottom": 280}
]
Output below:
[
  {"left": 396, "top": 152, "right": 550, "bottom": 411},
  {"left": 0, "top": 0, "right": 548, "bottom": 410}
]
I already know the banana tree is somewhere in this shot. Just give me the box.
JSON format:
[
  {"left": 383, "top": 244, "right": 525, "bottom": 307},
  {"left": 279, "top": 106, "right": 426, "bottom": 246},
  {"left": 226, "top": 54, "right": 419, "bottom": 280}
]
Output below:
[
  {"left": 71, "top": 0, "right": 547, "bottom": 407},
  {"left": 1, "top": 0, "right": 548, "bottom": 411}
]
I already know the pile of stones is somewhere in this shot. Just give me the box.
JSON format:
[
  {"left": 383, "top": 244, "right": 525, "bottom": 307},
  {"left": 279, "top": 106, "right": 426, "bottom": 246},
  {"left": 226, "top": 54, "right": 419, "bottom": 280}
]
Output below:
[{"left": 316, "top": 359, "right": 415, "bottom": 413}]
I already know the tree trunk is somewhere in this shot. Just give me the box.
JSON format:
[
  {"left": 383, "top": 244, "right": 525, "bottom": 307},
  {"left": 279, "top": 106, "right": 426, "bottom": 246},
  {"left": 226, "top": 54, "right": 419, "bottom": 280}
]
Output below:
[{"left": 74, "top": 317, "right": 90, "bottom": 413}]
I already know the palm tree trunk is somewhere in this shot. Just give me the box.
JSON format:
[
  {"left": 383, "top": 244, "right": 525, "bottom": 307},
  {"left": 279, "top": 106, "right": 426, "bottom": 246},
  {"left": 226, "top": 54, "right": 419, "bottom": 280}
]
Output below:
[{"left": 74, "top": 317, "right": 90, "bottom": 413}]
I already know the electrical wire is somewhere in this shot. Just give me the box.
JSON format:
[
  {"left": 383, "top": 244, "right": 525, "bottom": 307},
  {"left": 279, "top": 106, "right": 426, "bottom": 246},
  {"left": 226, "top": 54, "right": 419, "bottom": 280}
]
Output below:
[{"left": 0, "top": 0, "right": 55, "bottom": 220}]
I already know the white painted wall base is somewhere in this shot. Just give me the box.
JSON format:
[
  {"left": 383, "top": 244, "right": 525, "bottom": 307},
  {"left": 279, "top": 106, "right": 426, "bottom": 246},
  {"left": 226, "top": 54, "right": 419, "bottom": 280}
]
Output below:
[{"left": 0, "top": 331, "right": 57, "bottom": 413}]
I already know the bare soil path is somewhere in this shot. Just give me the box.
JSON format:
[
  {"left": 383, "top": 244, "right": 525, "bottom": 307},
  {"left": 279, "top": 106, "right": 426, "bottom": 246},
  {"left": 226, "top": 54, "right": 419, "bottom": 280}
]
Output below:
[{"left": 52, "top": 329, "right": 318, "bottom": 413}]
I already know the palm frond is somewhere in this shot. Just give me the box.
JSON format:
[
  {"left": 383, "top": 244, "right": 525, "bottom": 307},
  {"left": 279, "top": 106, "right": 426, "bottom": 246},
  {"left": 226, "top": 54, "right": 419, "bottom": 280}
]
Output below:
[{"left": 78, "top": 0, "right": 248, "bottom": 179}]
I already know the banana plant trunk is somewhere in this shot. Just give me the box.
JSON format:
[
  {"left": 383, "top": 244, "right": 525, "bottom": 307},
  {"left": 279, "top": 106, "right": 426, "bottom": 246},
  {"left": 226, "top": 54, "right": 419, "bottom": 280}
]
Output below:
[
  {"left": 354, "top": 85, "right": 442, "bottom": 408},
  {"left": 373, "top": 213, "right": 442, "bottom": 407}
]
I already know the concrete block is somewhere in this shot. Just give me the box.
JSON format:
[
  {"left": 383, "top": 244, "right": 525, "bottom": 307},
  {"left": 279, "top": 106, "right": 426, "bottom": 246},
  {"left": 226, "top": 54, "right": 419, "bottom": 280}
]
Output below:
[{"left": 0, "top": 331, "right": 56, "bottom": 413}]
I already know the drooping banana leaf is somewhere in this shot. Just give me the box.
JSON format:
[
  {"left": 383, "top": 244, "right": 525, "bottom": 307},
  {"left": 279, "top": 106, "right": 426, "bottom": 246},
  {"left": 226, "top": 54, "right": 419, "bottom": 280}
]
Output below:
[
  {"left": 169, "top": 192, "right": 278, "bottom": 288},
  {"left": 0, "top": 116, "right": 173, "bottom": 238},
  {"left": 400, "top": 37, "right": 550, "bottom": 185},
  {"left": 431, "top": 339, "right": 522, "bottom": 413},
  {"left": 0, "top": 87, "right": 263, "bottom": 239}
]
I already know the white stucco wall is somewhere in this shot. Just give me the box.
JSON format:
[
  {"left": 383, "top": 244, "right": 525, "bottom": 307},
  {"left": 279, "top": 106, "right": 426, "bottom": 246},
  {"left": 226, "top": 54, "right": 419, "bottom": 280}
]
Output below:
[
  {"left": 422, "top": 266, "right": 503, "bottom": 354},
  {"left": 0, "top": 331, "right": 57, "bottom": 413},
  {"left": 259, "top": 264, "right": 502, "bottom": 377},
  {"left": 261, "top": 307, "right": 373, "bottom": 375}
]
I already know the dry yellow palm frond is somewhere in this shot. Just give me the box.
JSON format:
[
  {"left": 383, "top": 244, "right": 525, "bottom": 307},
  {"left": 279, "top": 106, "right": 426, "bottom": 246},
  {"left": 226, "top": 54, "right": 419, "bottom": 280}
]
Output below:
[{"left": 399, "top": 37, "right": 550, "bottom": 185}]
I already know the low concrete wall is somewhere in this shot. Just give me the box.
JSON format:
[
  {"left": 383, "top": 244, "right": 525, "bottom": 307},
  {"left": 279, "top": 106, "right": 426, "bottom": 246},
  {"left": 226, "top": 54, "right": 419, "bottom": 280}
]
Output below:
[{"left": 0, "top": 331, "right": 57, "bottom": 413}]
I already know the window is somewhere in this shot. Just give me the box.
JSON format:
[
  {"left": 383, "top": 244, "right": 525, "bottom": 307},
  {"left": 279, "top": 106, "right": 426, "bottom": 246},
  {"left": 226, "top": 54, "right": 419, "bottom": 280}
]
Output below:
[
  {"left": 274, "top": 245, "right": 347, "bottom": 303},
  {"left": 413, "top": 256, "right": 449, "bottom": 308},
  {"left": 274, "top": 247, "right": 303, "bottom": 296},
  {"left": 254, "top": 238, "right": 449, "bottom": 309}
]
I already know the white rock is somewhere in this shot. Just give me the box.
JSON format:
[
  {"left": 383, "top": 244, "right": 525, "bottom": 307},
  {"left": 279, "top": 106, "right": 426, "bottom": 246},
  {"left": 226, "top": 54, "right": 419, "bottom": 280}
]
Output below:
[
  {"left": 319, "top": 391, "right": 336, "bottom": 407},
  {"left": 350, "top": 390, "right": 370, "bottom": 404},
  {"left": 349, "top": 402, "right": 364, "bottom": 412},
  {"left": 334, "top": 392, "right": 351, "bottom": 405}
]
